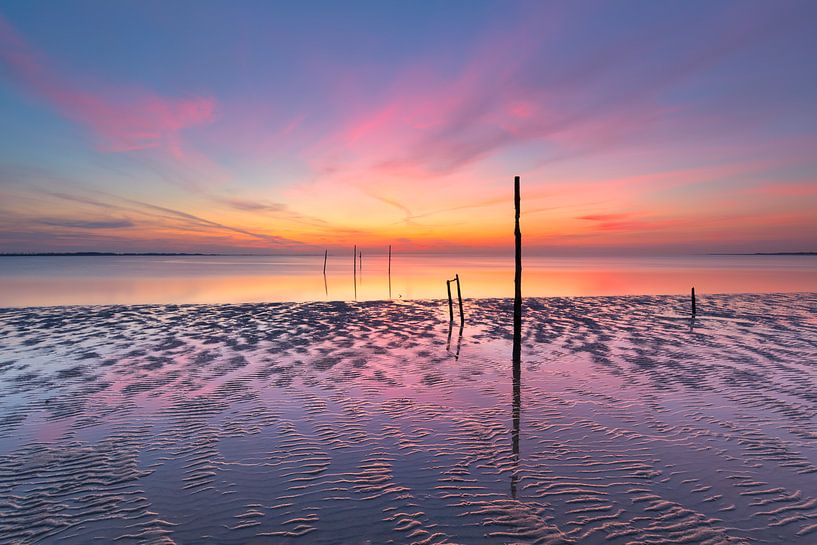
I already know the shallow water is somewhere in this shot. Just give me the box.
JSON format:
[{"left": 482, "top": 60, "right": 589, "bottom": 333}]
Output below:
[
  {"left": 1, "top": 294, "right": 817, "bottom": 544},
  {"left": 2, "top": 254, "right": 817, "bottom": 307}
]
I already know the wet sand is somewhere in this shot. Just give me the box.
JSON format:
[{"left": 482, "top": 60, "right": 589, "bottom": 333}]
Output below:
[{"left": 1, "top": 293, "right": 817, "bottom": 544}]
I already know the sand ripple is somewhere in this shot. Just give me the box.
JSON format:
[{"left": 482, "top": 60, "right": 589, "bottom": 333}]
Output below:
[{"left": 1, "top": 293, "right": 816, "bottom": 543}]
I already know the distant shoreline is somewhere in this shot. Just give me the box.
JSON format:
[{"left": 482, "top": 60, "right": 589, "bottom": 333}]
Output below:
[
  {"left": 706, "top": 252, "right": 817, "bottom": 256},
  {"left": 0, "top": 252, "right": 226, "bottom": 257}
]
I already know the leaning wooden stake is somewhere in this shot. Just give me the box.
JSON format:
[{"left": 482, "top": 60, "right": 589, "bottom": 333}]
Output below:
[
  {"left": 691, "top": 287, "right": 696, "bottom": 317},
  {"left": 446, "top": 280, "right": 454, "bottom": 322},
  {"left": 513, "top": 175, "right": 522, "bottom": 361},
  {"left": 455, "top": 273, "right": 464, "bottom": 322},
  {"left": 323, "top": 249, "right": 328, "bottom": 275}
]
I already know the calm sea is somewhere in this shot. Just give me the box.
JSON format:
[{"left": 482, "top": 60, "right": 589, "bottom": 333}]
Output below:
[{"left": 1, "top": 254, "right": 815, "bottom": 307}]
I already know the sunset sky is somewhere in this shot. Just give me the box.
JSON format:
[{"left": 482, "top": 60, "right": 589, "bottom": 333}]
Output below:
[{"left": 1, "top": 1, "right": 816, "bottom": 255}]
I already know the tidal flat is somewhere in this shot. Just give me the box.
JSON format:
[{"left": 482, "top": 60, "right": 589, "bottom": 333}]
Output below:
[{"left": 1, "top": 294, "right": 816, "bottom": 544}]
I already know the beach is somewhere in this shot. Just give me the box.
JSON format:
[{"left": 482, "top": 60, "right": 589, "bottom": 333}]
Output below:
[{"left": 2, "top": 293, "right": 817, "bottom": 544}]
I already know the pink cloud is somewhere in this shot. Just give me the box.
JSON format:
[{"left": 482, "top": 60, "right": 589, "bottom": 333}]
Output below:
[
  {"left": 0, "top": 15, "right": 215, "bottom": 153},
  {"left": 577, "top": 212, "right": 687, "bottom": 233},
  {"left": 290, "top": 0, "right": 801, "bottom": 195},
  {"left": 746, "top": 182, "right": 817, "bottom": 198},
  {"left": 577, "top": 213, "right": 633, "bottom": 222}
]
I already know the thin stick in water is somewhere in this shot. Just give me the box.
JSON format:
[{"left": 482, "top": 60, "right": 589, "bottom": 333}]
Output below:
[
  {"left": 446, "top": 279, "right": 454, "bottom": 323},
  {"left": 353, "top": 245, "right": 357, "bottom": 300},
  {"left": 455, "top": 273, "right": 464, "bottom": 323},
  {"left": 691, "top": 286, "right": 696, "bottom": 316}
]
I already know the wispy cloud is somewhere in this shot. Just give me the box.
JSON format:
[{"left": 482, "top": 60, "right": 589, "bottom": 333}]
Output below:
[
  {"left": 41, "top": 190, "right": 302, "bottom": 247},
  {"left": 38, "top": 218, "right": 134, "bottom": 229},
  {"left": 219, "top": 198, "right": 287, "bottom": 213},
  {"left": 0, "top": 15, "right": 215, "bottom": 154}
]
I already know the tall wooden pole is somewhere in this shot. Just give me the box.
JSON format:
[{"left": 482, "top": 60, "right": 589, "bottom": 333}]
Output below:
[
  {"left": 513, "top": 175, "right": 522, "bottom": 361},
  {"left": 323, "top": 249, "right": 328, "bottom": 275},
  {"left": 388, "top": 245, "right": 392, "bottom": 299},
  {"left": 511, "top": 175, "right": 522, "bottom": 497}
]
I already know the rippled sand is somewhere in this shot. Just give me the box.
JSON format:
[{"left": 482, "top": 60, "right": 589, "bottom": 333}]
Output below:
[{"left": 1, "top": 294, "right": 817, "bottom": 544}]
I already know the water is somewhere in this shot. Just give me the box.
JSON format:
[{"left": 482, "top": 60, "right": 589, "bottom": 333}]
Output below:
[{"left": 0, "top": 254, "right": 815, "bottom": 307}]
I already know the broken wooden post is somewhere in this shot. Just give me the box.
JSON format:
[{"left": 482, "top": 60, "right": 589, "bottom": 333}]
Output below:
[
  {"left": 691, "top": 287, "right": 696, "bottom": 317},
  {"left": 455, "top": 273, "right": 464, "bottom": 323},
  {"left": 446, "top": 279, "right": 454, "bottom": 322}
]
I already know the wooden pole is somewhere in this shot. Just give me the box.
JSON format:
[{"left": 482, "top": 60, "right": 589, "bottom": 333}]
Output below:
[
  {"left": 353, "top": 245, "right": 357, "bottom": 300},
  {"left": 513, "top": 175, "right": 522, "bottom": 361},
  {"left": 446, "top": 280, "right": 454, "bottom": 322},
  {"left": 455, "top": 273, "right": 464, "bottom": 323},
  {"left": 323, "top": 249, "right": 328, "bottom": 275},
  {"left": 388, "top": 245, "right": 392, "bottom": 299},
  {"left": 511, "top": 175, "right": 522, "bottom": 498},
  {"left": 691, "top": 287, "right": 696, "bottom": 317}
]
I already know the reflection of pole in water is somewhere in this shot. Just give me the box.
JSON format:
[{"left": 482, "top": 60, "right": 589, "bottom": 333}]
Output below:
[
  {"left": 446, "top": 322, "right": 464, "bottom": 360},
  {"left": 511, "top": 348, "right": 521, "bottom": 498}
]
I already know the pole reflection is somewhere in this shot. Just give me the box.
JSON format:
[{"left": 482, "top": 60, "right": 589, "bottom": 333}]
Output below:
[
  {"left": 446, "top": 322, "right": 464, "bottom": 360},
  {"left": 511, "top": 331, "right": 521, "bottom": 499}
]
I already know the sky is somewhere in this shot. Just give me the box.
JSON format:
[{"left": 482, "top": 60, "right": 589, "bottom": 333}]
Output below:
[{"left": 0, "top": 0, "right": 816, "bottom": 255}]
